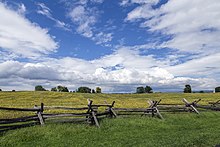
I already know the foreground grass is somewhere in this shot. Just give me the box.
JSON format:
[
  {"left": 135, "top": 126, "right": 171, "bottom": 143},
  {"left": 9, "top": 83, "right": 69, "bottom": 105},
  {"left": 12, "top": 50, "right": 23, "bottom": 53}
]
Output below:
[
  {"left": 1, "top": 112, "right": 220, "bottom": 147},
  {"left": 1, "top": 92, "right": 220, "bottom": 146}
]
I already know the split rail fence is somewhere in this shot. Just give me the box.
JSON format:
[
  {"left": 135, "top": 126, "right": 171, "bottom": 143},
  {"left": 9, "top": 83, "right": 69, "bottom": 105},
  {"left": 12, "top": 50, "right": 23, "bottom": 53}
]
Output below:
[
  {"left": 0, "top": 99, "right": 116, "bottom": 132},
  {"left": 1, "top": 98, "right": 220, "bottom": 132}
]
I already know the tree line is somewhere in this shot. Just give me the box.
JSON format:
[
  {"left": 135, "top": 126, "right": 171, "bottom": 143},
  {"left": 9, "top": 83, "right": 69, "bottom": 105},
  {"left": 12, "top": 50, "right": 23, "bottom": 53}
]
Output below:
[
  {"left": 34, "top": 85, "right": 102, "bottom": 93},
  {"left": 1, "top": 85, "right": 220, "bottom": 93},
  {"left": 136, "top": 85, "right": 220, "bottom": 93}
]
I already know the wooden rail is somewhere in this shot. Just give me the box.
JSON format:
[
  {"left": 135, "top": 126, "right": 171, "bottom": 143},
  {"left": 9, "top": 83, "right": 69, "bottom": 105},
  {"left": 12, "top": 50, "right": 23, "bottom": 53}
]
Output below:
[
  {"left": 2, "top": 98, "right": 220, "bottom": 132},
  {"left": 0, "top": 99, "right": 116, "bottom": 132}
]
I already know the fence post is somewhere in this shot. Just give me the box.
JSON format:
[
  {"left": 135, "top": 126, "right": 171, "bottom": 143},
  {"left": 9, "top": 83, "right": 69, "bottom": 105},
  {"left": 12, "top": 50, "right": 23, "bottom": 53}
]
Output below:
[
  {"left": 87, "top": 99, "right": 100, "bottom": 128},
  {"left": 35, "top": 103, "right": 45, "bottom": 125},
  {"left": 182, "top": 98, "right": 200, "bottom": 114}
]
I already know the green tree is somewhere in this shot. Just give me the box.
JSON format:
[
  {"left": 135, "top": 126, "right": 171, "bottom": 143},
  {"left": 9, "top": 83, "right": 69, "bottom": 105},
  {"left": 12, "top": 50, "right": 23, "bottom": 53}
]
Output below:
[
  {"left": 57, "top": 85, "right": 69, "bottom": 92},
  {"left": 145, "top": 86, "right": 153, "bottom": 93},
  {"left": 136, "top": 87, "right": 145, "bottom": 93},
  {"left": 51, "top": 87, "right": 57, "bottom": 92},
  {"left": 184, "top": 85, "right": 192, "bottom": 93},
  {"left": 35, "top": 85, "right": 46, "bottom": 91},
  {"left": 96, "top": 87, "right": 102, "bottom": 93},
  {"left": 215, "top": 87, "right": 220, "bottom": 93},
  {"left": 77, "top": 87, "right": 91, "bottom": 93}
]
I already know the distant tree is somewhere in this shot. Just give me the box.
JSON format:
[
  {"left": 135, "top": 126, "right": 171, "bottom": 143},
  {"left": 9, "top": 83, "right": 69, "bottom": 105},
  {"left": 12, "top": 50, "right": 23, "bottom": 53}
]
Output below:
[
  {"left": 57, "top": 85, "right": 69, "bottom": 92},
  {"left": 12, "top": 90, "right": 15, "bottom": 92},
  {"left": 77, "top": 87, "right": 91, "bottom": 93},
  {"left": 136, "top": 87, "right": 145, "bottom": 93},
  {"left": 92, "top": 89, "right": 96, "bottom": 93},
  {"left": 199, "top": 91, "right": 204, "bottom": 93},
  {"left": 184, "top": 85, "right": 192, "bottom": 93},
  {"left": 0, "top": 89, "right": 2, "bottom": 91},
  {"left": 96, "top": 87, "right": 102, "bottom": 93},
  {"left": 51, "top": 87, "right": 57, "bottom": 92},
  {"left": 35, "top": 85, "right": 46, "bottom": 91},
  {"left": 145, "top": 86, "right": 153, "bottom": 93},
  {"left": 215, "top": 87, "right": 220, "bottom": 93}
]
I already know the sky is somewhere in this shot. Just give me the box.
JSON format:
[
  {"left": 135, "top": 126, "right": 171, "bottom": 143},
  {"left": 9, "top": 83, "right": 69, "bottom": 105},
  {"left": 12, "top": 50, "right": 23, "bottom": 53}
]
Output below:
[{"left": 0, "top": 0, "right": 220, "bottom": 93}]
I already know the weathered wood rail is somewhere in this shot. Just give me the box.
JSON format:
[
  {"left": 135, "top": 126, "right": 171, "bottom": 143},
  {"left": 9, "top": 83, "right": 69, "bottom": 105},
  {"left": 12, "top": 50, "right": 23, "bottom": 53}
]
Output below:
[
  {"left": 114, "top": 100, "right": 164, "bottom": 119},
  {"left": 0, "top": 99, "right": 116, "bottom": 132},
  {"left": 156, "top": 98, "right": 201, "bottom": 114},
  {"left": 194, "top": 99, "right": 220, "bottom": 111},
  {"left": 1, "top": 98, "right": 220, "bottom": 132},
  {"left": 0, "top": 106, "right": 42, "bottom": 132}
]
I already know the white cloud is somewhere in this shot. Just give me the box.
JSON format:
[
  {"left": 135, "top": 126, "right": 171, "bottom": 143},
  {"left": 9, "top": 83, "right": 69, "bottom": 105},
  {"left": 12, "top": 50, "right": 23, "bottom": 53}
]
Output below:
[
  {"left": 1, "top": 47, "right": 217, "bottom": 92},
  {"left": 68, "top": 3, "right": 113, "bottom": 44},
  {"left": 126, "top": 4, "right": 157, "bottom": 21},
  {"left": 127, "top": 0, "right": 220, "bottom": 55},
  {"left": 36, "top": 2, "right": 71, "bottom": 31},
  {"left": 0, "top": 2, "right": 58, "bottom": 58},
  {"left": 17, "top": 3, "right": 26, "bottom": 15},
  {"left": 120, "top": 0, "right": 159, "bottom": 6},
  {"left": 91, "top": 0, "right": 104, "bottom": 4},
  {"left": 92, "top": 32, "right": 113, "bottom": 45},
  {"left": 123, "top": 0, "right": 220, "bottom": 90},
  {"left": 69, "top": 5, "right": 96, "bottom": 38}
]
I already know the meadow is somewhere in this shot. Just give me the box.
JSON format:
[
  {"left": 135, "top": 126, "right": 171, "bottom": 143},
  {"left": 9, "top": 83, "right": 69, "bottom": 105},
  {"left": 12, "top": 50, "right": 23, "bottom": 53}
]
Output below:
[{"left": 1, "top": 91, "right": 220, "bottom": 146}]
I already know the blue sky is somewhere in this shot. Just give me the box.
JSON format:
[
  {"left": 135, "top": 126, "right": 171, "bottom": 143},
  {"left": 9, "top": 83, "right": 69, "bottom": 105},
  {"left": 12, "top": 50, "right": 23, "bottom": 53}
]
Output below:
[{"left": 0, "top": 0, "right": 220, "bottom": 92}]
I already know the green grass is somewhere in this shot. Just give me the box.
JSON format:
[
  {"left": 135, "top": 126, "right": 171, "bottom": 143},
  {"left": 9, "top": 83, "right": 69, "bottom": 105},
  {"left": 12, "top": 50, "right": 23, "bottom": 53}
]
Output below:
[
  {"left": 1, "top": 113, "right": 220, "bottom": 147},
  {"left": 1, "top": 91, "right": 220, "bottom": 146}
]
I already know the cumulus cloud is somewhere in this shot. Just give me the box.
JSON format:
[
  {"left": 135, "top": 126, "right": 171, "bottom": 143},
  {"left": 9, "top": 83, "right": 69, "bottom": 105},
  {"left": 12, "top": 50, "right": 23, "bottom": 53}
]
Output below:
[
  {"left": 122, "top": 0, "right": 220, "bottom": 90},
  {"left": 0, "top": 2, "right": 58, "bottom": 58},
  {"left": 1, "top": 47, "right": 217, "bottom": 92}
]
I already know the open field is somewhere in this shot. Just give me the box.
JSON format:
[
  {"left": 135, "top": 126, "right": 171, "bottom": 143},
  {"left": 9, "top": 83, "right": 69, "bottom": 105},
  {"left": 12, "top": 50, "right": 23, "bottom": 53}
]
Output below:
[{"left": 1, "top": 91, "right": 220, "bottom": 146}]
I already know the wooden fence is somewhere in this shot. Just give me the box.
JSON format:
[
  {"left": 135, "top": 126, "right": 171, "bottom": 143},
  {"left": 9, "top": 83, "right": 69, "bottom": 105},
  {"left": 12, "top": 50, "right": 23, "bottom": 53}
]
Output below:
[
  {"left": 0, "top": 99, "right": 116, "bottom": 132},
  {"left": 1, "top": 98, "right": 220, "bottom": 132},
  {"left": 114, "top": 100, "right": 164, "bottom": 119},
  {"left": 156, "top": 98, "right": 220, "bottom": 114}
]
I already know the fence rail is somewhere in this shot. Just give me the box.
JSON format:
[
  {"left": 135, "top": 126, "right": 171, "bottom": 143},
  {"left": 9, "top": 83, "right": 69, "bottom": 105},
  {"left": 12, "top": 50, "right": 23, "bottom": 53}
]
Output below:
[
  {"left": 0, "top": 99, "right": 117, "bottom": 132},
  {"left": 1, "top": 98, "right": 220, "bottom": 132}
]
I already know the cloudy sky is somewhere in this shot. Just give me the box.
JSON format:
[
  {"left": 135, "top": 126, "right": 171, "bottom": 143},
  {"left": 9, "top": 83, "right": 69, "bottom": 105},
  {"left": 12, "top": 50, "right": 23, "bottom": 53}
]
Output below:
[{"left": 0, "top": 0, "right": 219, "bottom": 92}]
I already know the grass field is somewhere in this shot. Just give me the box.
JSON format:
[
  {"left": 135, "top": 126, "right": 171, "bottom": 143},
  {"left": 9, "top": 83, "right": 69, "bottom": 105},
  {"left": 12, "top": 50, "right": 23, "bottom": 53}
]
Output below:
[{"left": 1, "top": 91, "right": 220, "bottom": 146}]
